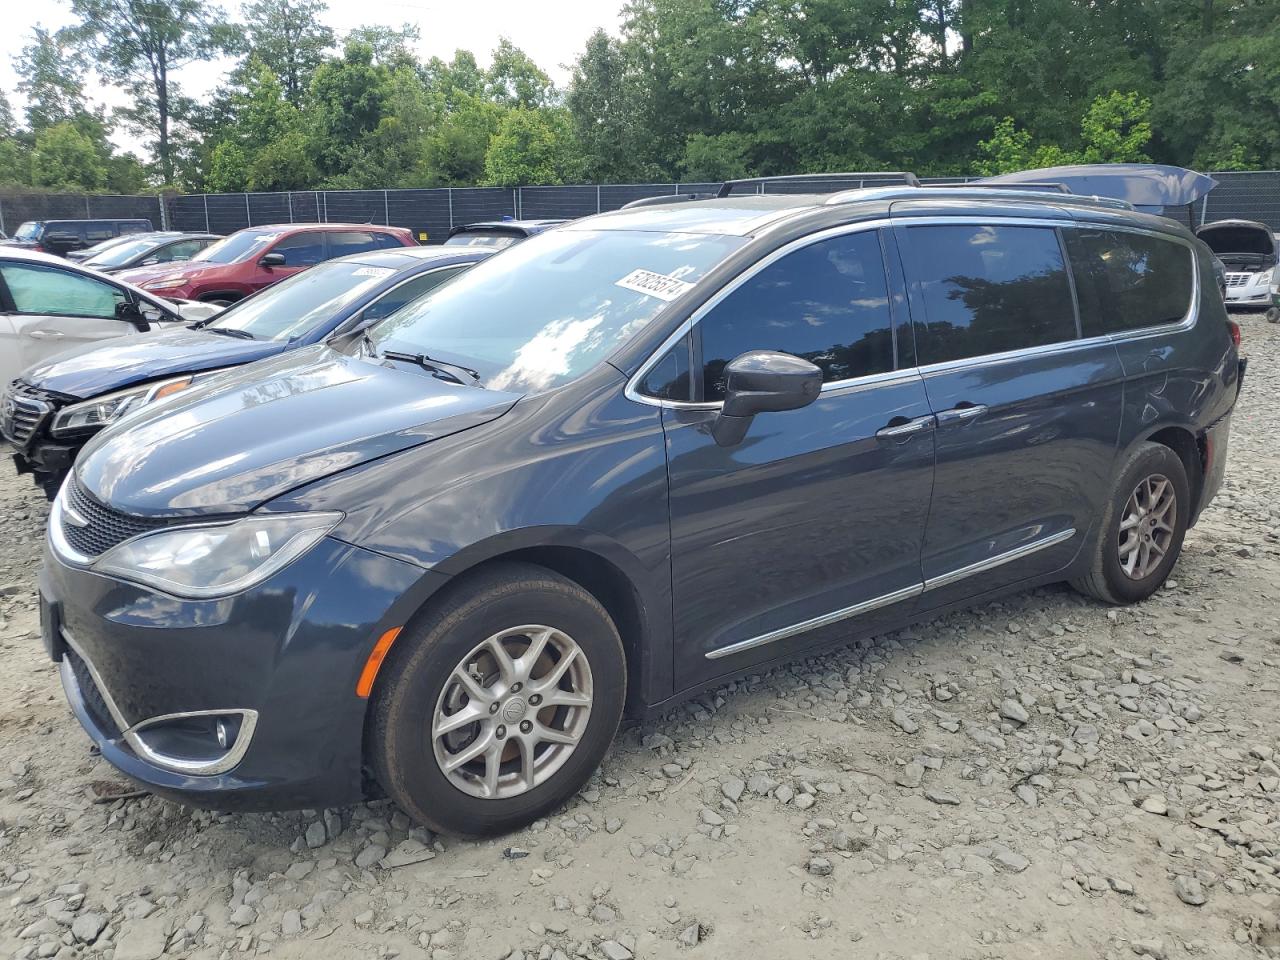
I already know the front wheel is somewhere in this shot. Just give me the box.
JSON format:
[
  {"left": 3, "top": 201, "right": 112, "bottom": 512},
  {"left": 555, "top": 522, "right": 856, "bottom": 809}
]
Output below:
[
  {"left": 1072, "top": 442, "right": 1190, "bottom": 605},
  {"left": 370, "top": 562, "right": 626, "bottom": 836}
]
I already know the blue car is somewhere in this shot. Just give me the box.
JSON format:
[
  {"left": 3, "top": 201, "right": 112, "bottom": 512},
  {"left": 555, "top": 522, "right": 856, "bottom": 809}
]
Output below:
[{"left": 5, "top": 245, "right": 491, "bottom": 495}]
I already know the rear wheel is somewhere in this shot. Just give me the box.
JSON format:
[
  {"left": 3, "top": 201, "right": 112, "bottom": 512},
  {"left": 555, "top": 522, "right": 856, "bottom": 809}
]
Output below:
[
  {"left": 370, "top": 562, "right": 626, "bottom": 836},
  {"left": 1072, "top": 442, "right": 1190, "bottom": 605}
]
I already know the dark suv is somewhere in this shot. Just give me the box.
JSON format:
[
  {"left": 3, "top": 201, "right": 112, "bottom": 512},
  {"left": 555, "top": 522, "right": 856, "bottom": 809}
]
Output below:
[
  {"left": 39, "top": 170, "right": 1242, "bottom": 836},
  {"left": 4, "top": 219, "right": 154, "bottom": 257}
]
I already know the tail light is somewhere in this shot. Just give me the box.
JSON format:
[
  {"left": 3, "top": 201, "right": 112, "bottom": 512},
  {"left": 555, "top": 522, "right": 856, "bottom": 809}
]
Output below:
[{"left": 1226, "top": 318, "right": 1241, "bottom": 348}]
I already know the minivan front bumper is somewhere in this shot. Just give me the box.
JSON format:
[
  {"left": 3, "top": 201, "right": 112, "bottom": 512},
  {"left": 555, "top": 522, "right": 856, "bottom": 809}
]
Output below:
[{"left": 40, "top": 533, "right": 438, "bottom": 810}]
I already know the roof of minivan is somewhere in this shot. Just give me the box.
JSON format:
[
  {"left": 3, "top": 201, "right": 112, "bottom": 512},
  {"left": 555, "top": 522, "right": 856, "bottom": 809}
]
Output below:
[
  {"left": 568, "top": 195, "right": 824, "bottom": 237},
  {"left": 329, "top": 246, "right": 493, "bottom": 269}
]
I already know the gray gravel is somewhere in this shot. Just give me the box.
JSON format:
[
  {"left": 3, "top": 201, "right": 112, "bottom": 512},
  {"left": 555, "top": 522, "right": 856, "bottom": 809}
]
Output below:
[{"left": 1, "top": 315, "right": 1279, "bottom": 958}]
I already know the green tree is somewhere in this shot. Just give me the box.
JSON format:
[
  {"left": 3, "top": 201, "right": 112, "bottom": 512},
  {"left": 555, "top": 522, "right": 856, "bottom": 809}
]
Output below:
[
  {"left": 66, "top": 0, "right": 236, "bottom": 184},
  {"left": 566, "top": 29, "right": 660, "bottom": 182},
  {"left": 206, "top": 139, "right": 249, "bottom": 191},
  {"left": 241, "top": 0, "right": 334, "bottom": 104},
  {"left": 15, "top": 27, "right": 91, "bottom": 132},
  {"left": 486, "top": 38, "right": 554, "bottom": 109},
  {"left": 483, "top": 107, "right": 579, "bottom": 186},
  {"left": 308, "top": 40, "right": 389, "bottom": 174},
  {"left": 1077, "top": 91, "right": 1152, "bottom": 164},
  {"left": 30, "top": 122, "right": 106, "bottom": 190},
  {"left": 681, "top": 132, "right": 751, "bottom": 181},
  {"left": 344, "top": 23, "right": 419, "bottom": 66},
  {"left": 421, "top": 95, "right": 505, "bottom": 185}
]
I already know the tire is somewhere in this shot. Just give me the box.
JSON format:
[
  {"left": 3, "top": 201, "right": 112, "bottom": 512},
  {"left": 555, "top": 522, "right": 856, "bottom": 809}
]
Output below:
[
  {"left": 370, "top": 562, "right": 626, "bottom": 836},
  {"left": 1071, "top": 442, "right": 1190, "bottom": 605}
]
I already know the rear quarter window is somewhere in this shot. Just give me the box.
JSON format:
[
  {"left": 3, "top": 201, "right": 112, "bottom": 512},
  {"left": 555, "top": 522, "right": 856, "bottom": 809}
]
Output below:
[{"left": 1063, "top": 229, "right": 1194, "bottom": 336}]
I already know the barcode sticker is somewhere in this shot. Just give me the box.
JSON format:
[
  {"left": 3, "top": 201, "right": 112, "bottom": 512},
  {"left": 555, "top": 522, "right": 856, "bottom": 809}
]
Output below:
[{"left": 615, "top": 268, "right": 696, "bottom": 302}]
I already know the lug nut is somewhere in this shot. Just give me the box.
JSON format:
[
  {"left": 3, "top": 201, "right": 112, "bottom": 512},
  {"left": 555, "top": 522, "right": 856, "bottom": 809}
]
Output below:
[
  {"left": 520, "top": 720, "right": 532, "bottom": 733},
  {"left": 511, "top": 682, "right": 523, "bottom": 693},
  {"left": 496, "top": 725, "right": 506, "bottom": 739},
  {"left": 489, "top": 702, "right": 500, "bottom": 714},
  {"left": 529, "top": 694, "right": 542, "bottom": 706}
]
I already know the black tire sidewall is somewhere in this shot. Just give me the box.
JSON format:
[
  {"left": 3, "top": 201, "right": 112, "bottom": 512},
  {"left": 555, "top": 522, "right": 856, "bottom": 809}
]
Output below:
[
  {"left": 1097, "top": 445, "right": 1190, "bottom": 604},
  {"left": 373, "top": 572, "right": 625, "bottom": 836}
]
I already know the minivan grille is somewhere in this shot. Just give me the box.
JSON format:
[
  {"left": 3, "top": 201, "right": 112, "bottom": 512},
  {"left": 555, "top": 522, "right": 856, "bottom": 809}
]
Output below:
[
  {"left": 61, "top": 477, "right": 169, "bottom": 559},
  {"left": 1224, "top": 272, "right": 1252, "bottom": 288},
  {"left": 1, "top": 382, "right": 54, "bottom": 446}
]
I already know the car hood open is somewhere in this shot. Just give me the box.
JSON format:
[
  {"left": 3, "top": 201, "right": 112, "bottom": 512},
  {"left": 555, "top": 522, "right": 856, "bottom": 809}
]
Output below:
[
  {"left": 1194, "top": 220, "right": 1277, "bottom": 262},
  {"left": 23, "top": 327, "right": 286, "bottom": 400},
  {"left": 75, "top": 345, "right": 520, "bottom": 515}
]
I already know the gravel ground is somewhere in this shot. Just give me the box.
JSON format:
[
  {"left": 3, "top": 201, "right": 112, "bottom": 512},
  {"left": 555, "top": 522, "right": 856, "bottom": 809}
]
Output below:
[{"left": 1, "top": 320, "right": 1279, "bottom": 960}]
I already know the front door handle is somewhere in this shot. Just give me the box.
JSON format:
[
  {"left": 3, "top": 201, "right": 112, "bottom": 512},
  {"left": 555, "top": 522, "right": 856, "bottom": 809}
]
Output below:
[
  {"left": 935, "top": 403, "right": 988, "bottom": 426},
  {"left": 28, "top": 329, "right": 64, "bottom": 340},
  {"left": 876, "top": 414, "right": 935, "bottom": 440}
]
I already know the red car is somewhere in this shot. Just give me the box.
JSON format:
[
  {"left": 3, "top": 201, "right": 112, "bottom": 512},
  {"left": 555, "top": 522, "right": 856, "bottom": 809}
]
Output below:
[{"left": 115, "top": 223, "right": 417, "bottom": 305}]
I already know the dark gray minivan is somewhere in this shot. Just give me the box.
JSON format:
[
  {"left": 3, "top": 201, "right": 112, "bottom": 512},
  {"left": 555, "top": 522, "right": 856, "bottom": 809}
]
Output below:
[{"left": 39, "top": 174, "right": 1243, "bottom": 835}]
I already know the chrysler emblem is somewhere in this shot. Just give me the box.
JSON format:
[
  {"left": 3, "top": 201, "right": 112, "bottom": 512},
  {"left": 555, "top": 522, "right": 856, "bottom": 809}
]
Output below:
[{"left": 62, "top": 503, "right": 90, "bottom": 528}]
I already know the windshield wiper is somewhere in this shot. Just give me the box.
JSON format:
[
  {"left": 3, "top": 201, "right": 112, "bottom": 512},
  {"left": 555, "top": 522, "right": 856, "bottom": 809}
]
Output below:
[
  {"left": 380, "top": 349, "right": 482, "bottom": 387},
  {"left": 204, "top": 327, "right": 256, "bottom": 340}
]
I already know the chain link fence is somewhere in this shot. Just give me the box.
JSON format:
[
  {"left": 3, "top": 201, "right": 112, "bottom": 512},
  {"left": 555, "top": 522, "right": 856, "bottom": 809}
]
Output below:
[{"left": 4, "top": 173, "right": 1278, "bottom": 242}]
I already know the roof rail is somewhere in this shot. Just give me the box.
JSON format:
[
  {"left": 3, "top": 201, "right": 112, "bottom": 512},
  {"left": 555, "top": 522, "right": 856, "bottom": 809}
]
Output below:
[
  {"left": 717, "top": 171, "right": 920, "bottom": 197},
  {"left": 821, "top": 184, "right": 1136, "bottom": 211},
  {"left": 945, "top": 181, "right": 1071, "bottom": 194},
  {"left": 620, "top": 192, "right": 718, "bottom": 210}
]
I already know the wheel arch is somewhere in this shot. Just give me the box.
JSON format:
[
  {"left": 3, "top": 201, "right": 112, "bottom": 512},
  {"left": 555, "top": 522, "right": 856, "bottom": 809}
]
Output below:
[
  {"left": 377, "top": 528, "right": 669, "bottom": 719},
  {"left": 1132, "top": 422, "right": 1205, "bottom": 522}
]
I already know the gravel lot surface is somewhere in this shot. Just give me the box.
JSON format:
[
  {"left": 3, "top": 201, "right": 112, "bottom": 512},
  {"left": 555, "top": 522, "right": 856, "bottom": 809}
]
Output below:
[{"left": 1, "top": 319, "right": 1278, "bottom": 960}]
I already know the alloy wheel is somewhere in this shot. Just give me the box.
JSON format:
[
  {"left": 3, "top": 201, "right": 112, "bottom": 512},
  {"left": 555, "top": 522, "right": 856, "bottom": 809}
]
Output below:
[
  {"left": 431, "top": 624, "right": 593, "bottom": 799},
  {"left": 1118, "top": 473, "right": 1177, "bottom": 580}
]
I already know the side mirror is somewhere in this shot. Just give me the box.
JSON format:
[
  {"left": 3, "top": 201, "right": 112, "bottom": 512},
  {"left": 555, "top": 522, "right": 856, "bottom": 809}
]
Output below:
[
  {"left": 712, "top": 350, "right": 822, "bottom": 447},
  {"left": 259, "top": 252, "right": 286, "bottom": 267},
  {"left": 114, "top": 299, "right": 151, "bottom": 331}
]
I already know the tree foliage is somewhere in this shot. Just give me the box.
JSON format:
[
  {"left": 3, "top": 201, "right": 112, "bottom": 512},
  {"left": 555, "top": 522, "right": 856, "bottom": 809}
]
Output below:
[{"left": 3, "top": 0, "right": 1279, "bottom": 196}]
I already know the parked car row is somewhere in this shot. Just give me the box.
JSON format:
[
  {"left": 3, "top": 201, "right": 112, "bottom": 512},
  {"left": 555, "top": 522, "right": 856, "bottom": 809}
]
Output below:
[{"left": 6, "top": 168, "right": 1247, "bottom": 838}]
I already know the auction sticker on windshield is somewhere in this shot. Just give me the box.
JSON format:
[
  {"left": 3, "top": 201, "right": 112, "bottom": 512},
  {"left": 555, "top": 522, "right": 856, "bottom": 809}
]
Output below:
[
  {"left": 352, "top": 267, "right": 395, "bottom": 278},
  {"left": 615, "top": 268, "right": 695, "bottom": 302}
]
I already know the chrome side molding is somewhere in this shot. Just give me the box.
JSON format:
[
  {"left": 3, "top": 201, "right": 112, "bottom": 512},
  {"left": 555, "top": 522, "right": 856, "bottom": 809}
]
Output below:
[
  {"left": 704, "top": 527, "right": 1076, "bottom": 660},
  {"left": 921, "top": 527, "right": 1076, "bottom": 592}
]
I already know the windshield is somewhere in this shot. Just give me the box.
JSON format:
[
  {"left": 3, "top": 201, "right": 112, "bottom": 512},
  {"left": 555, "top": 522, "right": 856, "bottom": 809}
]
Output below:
[
  {"left": 208, "top": 261, "right": 396, "bottom": 341},
  {"left": 193, "top": 230, "right": 279, "bottom": 265},
  {"left": 444, "top": 231, "right": 520, "bottom": 249},
  {"left": 85, "top": 236, "right": 165, "bottom": 267},
  {"left": 368, "top": 228, "right": 745, "bottom": 393},
  {"left": 14, "top": 222, "right": 41, "bottom": 241}
]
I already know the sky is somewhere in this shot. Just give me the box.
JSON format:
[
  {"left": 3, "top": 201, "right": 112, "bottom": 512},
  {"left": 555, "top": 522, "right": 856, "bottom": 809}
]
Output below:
[{"left": 0, "top": 0, "right": 624, "bottom": 154}]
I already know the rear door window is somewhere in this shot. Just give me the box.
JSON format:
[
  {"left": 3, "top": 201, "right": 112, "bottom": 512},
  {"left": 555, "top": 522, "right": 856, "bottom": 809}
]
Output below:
[
  {"left": 903, "top": 224, "right": 1078, "bottom": 364},
  {"left": 327, "top": 230, "right": 380, "bottom": 258},
  {"left": 270, "top": 232, "right": 328, "bottom": 267},
  {"left": 1063, "top": 229, "right": 1194, "bottom": 336},
  {"left": 697, "top": 230, "right": 896, "bottom": 401},
  {"left": 0, "top": 263, "right": 126, "bottom": 318},
  {"left": 84, "top": 223, "right": 115, "bottom": 242}
]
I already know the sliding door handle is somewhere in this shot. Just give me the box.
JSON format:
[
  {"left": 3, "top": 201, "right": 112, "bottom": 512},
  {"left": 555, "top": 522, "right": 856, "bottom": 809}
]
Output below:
[
  {"left": 876, "top": 414, "right": 935, "bottom": 440},
  {"left": 935, "top": 403, "right": 987, "bottom": 426}
]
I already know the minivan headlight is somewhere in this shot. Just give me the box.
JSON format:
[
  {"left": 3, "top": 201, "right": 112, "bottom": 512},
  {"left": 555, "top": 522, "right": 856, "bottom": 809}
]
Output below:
[
  {"left": 93, "top": 512, "right": 343, "bottom": 599},
  {"left": 52, "top": 371, "right": 224, "bottom": 437},
  {"left": 1255, "top": 267, "right": 1273, "bottom": 287}
]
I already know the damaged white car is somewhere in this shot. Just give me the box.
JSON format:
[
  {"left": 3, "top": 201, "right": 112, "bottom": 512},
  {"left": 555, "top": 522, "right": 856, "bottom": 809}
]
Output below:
[{"left": 1195, "top": 219, "right": 1280, "bottom": 321}]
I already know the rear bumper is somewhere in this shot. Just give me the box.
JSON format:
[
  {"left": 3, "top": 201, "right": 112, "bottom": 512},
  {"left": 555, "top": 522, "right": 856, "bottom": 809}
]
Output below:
[{"left": 41, "top": 534, "right": 441, "bottom": 811}]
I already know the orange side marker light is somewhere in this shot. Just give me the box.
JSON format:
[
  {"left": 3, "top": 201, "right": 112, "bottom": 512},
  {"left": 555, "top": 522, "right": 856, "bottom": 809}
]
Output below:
[{"left": 357, "top": 627, "right": 402, "bottom": 698}]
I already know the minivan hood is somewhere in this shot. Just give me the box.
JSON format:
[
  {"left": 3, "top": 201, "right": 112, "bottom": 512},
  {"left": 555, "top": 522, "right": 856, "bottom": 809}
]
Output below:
[
  {"left": 76, "top": 346, "right": 520, "bottom": 514},
  {"left": 1194, "top": 220, "right": 1277, "bottom": 260},
  {"left": 22, "top": 327, "right": 286, "bottom": 400}
]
